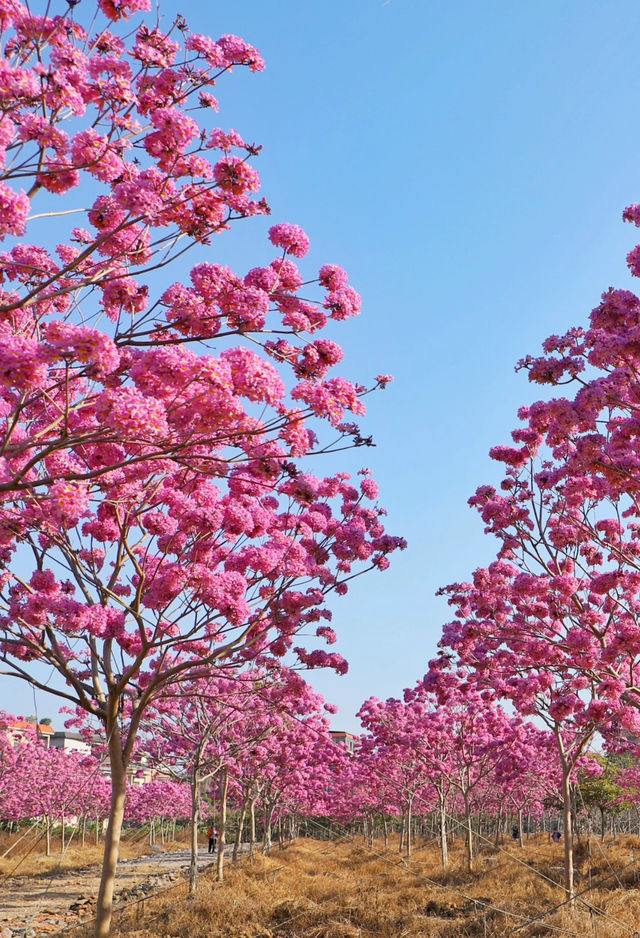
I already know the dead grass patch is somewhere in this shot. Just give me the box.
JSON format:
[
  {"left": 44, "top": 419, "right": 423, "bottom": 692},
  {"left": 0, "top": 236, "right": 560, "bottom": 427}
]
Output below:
[{"left": 10, "top": 832, "right": 640, "bottom": 937}]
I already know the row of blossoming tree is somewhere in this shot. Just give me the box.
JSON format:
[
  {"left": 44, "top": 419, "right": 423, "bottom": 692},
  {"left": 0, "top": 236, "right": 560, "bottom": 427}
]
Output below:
[
  {"left": 0, "top": 682, "right": 343, "bottom": 881},
  {"left": 0, "top": 0, "right": 405, "bottom": 933},
  {"left": 9, "top": 673, "right": 640, "bottom": 892},
  {"left": 414, "top": 191, "right": 640, "bottom": 898}
]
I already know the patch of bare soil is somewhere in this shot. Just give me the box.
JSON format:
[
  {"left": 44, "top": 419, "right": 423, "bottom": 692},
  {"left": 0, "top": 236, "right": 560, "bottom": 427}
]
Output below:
[{"left": 0, "top": 847, "right": 224, "bottom": 936}]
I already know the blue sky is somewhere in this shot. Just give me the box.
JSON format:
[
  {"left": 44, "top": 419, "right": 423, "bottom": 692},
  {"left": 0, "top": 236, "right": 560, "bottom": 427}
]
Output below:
[{"left": 6, "top": 0, "right": 640, "bottom": 730}]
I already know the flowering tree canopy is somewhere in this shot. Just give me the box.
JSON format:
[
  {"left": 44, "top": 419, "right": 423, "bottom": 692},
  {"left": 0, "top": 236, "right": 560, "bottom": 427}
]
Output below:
[{"left": 0, "top": 2, "right": 403, "bottom": 933}]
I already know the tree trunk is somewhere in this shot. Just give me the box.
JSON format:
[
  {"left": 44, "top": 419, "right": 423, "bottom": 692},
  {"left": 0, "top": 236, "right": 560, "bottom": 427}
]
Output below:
[
  {"left": 216, "top": 769, "right": 229, "bottom": 882},
  {"left": 262, "top": 800, "right": 275, "bottom": 855},
  {"left": 233, "top": 797, "right": 247, "bottom": 863},
  {"left": 45, "top": 815, "right": 51, "bottom": 857},
  {"left": 439, "top": 795, "right": 448, "bottom": 872},
  {"left": 94, "top": 721, "right": 128, "bottom": 938},
  {"left": 464, "top": 794, "right": 474, "bottom": 873},
  {"left": 406, "top": 800, "right": 413, "bottom": 858},
  {"left": 561, "top": 764, "right": 575, "bottom": 902},
  {"left": 188, "top": 770, "right": 201, "bottom": 897},
  {"left": 383, "top": 815, "right": 389, "bottom": 847},
  {"left": 249, "top": 796, "right": 256, "bottom": 862},
  {"left": 518, "top": 809, "right": 524, "bottom": 848}
]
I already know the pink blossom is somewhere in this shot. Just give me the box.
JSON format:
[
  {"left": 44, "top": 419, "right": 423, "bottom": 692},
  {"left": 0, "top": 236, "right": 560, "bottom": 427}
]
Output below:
[
  {"left": 268, "top": 223, "right": 310, "bottom": 258},
  {"left": 213, "top": 156, "right": 260, "bottom": 194},
  {"left": 323, "top": 286, "right": 362, "bottom": 320},
  {"left": 49, "top": 481, "right": 90, "bottom": 527},
  {"left": 132, "top": 26, "right": 179, "bottom": 67},
  {"left": 319, "top": 264, "right": 349, "bottom": 291},
  {"left": 0, "top": 183, "right": 29, "bottom": 237},
  {"left": 71, "top": 129, "right": 125, "bottom": 182},
  {"left": 217, "top": 34, "right": 264, "bottom": 71},
  {"left": 98, "top": 0, "right": 151, "bottom": 21},
  {"left": 95, "top": 387, "right": 169, "bottom": 439},
  {"left": 208, "top": 128, "right": 246, "bottom": 151},
  {"left": 0, "top": 336, "right": 47, "bottom": 391}
]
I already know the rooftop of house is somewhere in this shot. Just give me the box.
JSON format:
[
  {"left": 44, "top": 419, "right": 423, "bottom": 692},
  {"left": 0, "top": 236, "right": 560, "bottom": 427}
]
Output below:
[{"left": 1, "top": 719, "right": 54, "bottom": 735}]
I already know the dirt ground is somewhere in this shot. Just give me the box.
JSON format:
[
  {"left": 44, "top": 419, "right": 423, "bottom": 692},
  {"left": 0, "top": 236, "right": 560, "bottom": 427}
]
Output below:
[{"left": 0, "top": 846, "right": 227, "bottom": 936}]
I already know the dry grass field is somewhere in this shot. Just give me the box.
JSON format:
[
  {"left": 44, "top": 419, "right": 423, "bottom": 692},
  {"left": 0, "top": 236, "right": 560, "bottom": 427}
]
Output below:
[{"left": 100, "top": 833, "right": 640, "bottom": 938}]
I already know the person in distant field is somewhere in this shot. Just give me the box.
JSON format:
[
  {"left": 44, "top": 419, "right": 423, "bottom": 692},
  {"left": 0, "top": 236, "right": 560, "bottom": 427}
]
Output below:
[
  {"left": 552, "top": 829, "right": 561, "bottom": 843},
  {"left": 208, "top": 825, "right": 216, "bottom": 854},
  {"left": 512, "top": 825, "right": 519, "bottom": 841}
]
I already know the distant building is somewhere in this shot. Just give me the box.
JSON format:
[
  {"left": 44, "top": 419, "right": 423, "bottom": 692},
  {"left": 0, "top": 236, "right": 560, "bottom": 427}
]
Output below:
[
  {"left": 0, "top": 718, "right": 54, "bottom": 748},
  {"left": 50, "top": 731, "right": 92, "bottom": 756},
  {"left": 330, "top": 731, "right": 357, "bottom": 754}
]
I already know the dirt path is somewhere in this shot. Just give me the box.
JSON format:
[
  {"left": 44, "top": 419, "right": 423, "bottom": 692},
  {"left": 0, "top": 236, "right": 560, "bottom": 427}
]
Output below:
[{"left": 0, "top": 845, "right": 243, "bottom": 937}]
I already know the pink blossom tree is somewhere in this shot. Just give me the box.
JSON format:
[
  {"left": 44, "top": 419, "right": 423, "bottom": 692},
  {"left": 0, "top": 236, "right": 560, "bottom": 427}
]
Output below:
[
  {"left": 426, "top": 195, "right": 640, "bottom": 897},
  {"left": 357, "top": 696, "right": 434, "bottom": 860},
  {"left": 141, "top": 667, "right": 315, "bottom": 890},
  {"left": 0, "top": 713, "right": 106, "bottom": 853},
  {"left": 0, "top": 2, "right": 403, "bottom": 933}
]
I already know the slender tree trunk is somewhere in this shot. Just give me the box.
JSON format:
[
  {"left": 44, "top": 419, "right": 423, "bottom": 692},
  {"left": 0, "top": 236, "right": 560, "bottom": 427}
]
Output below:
[
  {"left": 518, "top": 809, "right": 524, "bottom": 848},
  {"left": 464, "top": 793, "right": 474, "bottom": 873},
  {"left": 439, "top": 795, "right": 448, "bottom": 872},
  {"left": 45, "top": 815, "right": 51, "bottom": 857},
  {"left": 94, "top": 721, "right": 128, "bottom": 938},
  {"left": 406, "top": 800, "right": 413, "bottom": 858},
  {"left": 249, "top": 796, "right": 256, "bottom": 862},
  {"left": 383, "top": 815, "right": 389, "bottom": 848},
  {"left": 495, "top": 807, "right": 502, "bottom": 848},
  {"left": 61, "top": 812, "right": 65, "bottom": 854},
  {"left": 561, "top": 763, "right": 575, "bottom": 902},
  {"left": 233, "top": 797, "right": 247, "bottom": 863},
  {"left": 262, "top": 800, "right": 275, "bottom": 855},
  {"left": 188, "top": 771, "right": 201, "bottom": 897},
  {"left": 82, "top": 814, "right": 87, "bottom": 849},
  {"left": 216, "top": 769, "right": 229, "bottom": 882}
]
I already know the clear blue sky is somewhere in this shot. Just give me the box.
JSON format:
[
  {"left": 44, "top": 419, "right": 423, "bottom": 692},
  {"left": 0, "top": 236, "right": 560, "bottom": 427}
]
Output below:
[{"left": 6, "top": 0, "right": 640, "bottom": 730}]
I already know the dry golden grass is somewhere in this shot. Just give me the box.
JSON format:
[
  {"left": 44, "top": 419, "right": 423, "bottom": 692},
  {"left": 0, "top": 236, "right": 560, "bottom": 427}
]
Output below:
[
  {"left": 101, "top": 833, "right": 640, "bottom": 938},
  {"left": 0, "top": 827, "right": 190, "bottom": 879}
]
